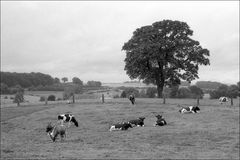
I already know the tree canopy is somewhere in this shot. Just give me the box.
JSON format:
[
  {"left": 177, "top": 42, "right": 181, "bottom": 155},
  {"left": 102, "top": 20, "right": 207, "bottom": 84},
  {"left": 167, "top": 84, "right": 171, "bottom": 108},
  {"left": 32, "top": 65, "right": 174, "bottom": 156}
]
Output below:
[
  {"left": 1, "top": 72, "right": 55, "bottom": 88},
  {"left": 122, "top": 20, "right": 210, "bottom": 97},
  {"left": 72, "top": 77, "right": 83, "bottom": 85}
]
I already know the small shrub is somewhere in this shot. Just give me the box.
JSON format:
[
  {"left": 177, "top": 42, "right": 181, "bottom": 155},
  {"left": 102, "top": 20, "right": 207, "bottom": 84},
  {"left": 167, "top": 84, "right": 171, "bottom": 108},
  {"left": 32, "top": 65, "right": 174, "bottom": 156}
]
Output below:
[
  {"left": 113, "top": 95, "right": 119, "bottom": 98},
  {"left": 39, "top": 96, "right": 45, "bottom": 102},
  {"left": 57, "top": 98, "right": 62, "bottom": 101},
  {"left": 120, "top": 91, "right": 127, "bottom": 98},
  {"left": 4, "top": 96, "right": 8, "bottom": 99},
  {"left": 47, "top": 95, "right": 56, "bottom": 101},
  {"left": 146, "top": 87, "right": 157, "bottom": 98}
]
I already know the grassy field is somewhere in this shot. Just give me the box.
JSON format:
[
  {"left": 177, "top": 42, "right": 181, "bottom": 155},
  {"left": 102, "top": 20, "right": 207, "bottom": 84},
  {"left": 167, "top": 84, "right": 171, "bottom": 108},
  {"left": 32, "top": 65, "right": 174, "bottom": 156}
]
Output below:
[{"left": 1, "top": 98, "right": 239, "bottom": 159}]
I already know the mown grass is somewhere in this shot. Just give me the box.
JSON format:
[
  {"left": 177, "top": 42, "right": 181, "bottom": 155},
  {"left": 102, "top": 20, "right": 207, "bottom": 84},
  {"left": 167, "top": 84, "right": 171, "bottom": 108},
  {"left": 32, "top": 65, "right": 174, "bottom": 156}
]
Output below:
[{"left": 0, "top": 98, "right": 239, "bottom": 159}]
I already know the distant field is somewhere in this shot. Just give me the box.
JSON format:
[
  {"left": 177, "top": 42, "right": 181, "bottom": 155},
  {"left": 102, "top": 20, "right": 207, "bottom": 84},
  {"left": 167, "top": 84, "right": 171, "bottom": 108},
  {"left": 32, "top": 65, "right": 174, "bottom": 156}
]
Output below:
[{"left": 1, "top": 98, "right": 239, "bottom": 159}]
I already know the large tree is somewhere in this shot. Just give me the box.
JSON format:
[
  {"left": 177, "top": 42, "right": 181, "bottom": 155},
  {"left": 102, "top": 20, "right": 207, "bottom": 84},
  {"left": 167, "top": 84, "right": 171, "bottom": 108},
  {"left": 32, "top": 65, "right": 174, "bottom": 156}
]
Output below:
[{"left": 122, "top": 20, "right": 210, "bottom": 97}]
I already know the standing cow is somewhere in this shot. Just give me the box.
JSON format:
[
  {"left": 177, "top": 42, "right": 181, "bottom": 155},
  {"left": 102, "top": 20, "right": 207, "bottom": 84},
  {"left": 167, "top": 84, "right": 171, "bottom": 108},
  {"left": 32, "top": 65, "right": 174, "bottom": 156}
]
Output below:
[
  {"left": 129, "top": 94, "right": 135, "bottom": 105},
  {"left": 58, "top": 114, "right": 79, "bottom": 127}
]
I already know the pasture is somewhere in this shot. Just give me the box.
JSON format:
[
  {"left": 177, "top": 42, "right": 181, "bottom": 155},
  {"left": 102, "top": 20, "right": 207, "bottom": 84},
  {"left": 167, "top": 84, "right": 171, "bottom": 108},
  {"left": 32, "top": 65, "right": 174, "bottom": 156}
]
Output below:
[{"left": 1, "top": 98, "right": 239, "bottom": 159}]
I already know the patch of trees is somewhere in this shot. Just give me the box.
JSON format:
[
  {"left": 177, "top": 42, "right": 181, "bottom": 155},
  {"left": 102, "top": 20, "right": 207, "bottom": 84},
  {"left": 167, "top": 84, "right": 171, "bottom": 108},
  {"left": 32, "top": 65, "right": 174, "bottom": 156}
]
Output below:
[
  {"left": 196, "top": 81, "right": 224, "bottom": 92},
  {"left": 86, "top": 81, "right": 102, "bottom": 87},
  {"left": 1, "top": 72, "right": 55, "bottom": 88},
  {"left": 209, "top": 83, "right": 239, "bottom": 99},
  {"left": 72, "top": 77, "right": 83, "bottom": 85},
  {"left": 1, "top": 72, "right": 103, "bottom": 94}
]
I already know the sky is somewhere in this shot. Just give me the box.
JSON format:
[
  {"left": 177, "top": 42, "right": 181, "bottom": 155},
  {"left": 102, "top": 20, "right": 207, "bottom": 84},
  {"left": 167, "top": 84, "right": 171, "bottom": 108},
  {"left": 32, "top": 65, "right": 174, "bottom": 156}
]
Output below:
[{"left": 1, "top": 1, "right": 239, "bottom": 84}]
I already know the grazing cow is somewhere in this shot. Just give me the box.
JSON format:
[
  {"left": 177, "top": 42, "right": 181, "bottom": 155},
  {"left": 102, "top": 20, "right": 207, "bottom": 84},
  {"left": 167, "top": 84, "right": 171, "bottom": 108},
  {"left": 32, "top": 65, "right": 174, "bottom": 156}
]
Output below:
[
  {"left": 129, "top": 94, "right": 135, "bottom": 105},
  {"left": 128, "top": 117, "right": 145, "bottom": 127},
  {"left": 109, "top": 122, "right": 132, "bottom": 131},
  {"left": 58, "top": 114, "right": 78, "bottom": 127},
  {"left": 219, "top": 97, "right": 228, "bottom": 104},
  {"left": 154, "top": 115, "right": 167, "bottom": 126},
  {"left": 46, "top": 123, "right": 66, "bottom": 142},
  {"left": 179, "top": 105, "right": 200, "bottom": 114}
]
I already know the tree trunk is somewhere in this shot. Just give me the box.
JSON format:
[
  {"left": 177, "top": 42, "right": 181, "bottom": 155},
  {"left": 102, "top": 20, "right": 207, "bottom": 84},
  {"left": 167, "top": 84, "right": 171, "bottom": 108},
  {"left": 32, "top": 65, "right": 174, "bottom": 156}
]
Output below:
[
  {"left": 102, "top": 94, "right": 105, "bottom": 103},
  {"left": 231, "top": 98, "right": 233, "bottom": 106},
  {"left": 17, "top": 102, "right": 20, "bottom": 106},
  {"left": 45, "top": 97, "right": 48, "bottom": 105},
  {"left": 156, "top": 83, "right": 164, "bottom": 98},
  {"left": 163, "top": 94, "right": 166, "bottom": 104},
  {"left": 197, "top": 97, "right": 200, "bottom": 105},
  {"left": 73, "top": 94, "right": 75, "bottom": 103}
]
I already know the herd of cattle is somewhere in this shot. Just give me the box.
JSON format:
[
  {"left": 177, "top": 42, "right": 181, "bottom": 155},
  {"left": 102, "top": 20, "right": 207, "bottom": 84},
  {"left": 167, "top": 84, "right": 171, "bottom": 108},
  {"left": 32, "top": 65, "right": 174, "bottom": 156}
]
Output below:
[{"left": 46, "top": 95, "right": 230, "bottom": 142}]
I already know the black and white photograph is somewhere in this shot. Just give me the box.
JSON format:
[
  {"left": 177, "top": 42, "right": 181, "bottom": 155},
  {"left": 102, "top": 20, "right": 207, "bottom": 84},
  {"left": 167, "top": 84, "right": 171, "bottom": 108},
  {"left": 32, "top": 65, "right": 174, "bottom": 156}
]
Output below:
[{"left": 0, "top": 1, "right": 239, "bottom": 159}]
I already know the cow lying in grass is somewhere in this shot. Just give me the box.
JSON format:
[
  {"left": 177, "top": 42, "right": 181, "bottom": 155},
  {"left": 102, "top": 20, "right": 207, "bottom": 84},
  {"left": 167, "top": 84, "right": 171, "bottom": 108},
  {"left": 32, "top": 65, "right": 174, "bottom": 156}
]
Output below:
[
  {"left": 219, "top": 96, "right": 228, "bottom": 104},
  {"left": 179, "top": 105, "right": 200, "bottom": 114},
  {"left": 154, "top": 115, "right": 167, "bottom": 126},
  {"left": 128, "top": 117, "right": 145, "bottom": 127},
  {"left": 46, "top": 123, "right": 66, "bottom": 142},
  {"left": 109, "top": 122, "right": 132, "bottom": 131},
  {"left": 58, "top": 114, "right": 78, "bottom": 127}
]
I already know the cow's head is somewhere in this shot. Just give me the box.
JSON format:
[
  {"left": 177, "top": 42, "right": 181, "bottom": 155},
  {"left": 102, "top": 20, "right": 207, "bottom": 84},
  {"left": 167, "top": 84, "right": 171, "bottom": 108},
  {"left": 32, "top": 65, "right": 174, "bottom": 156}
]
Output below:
[
  {"left": 156, "top": 115, "right": 163, "bottom": 119},
  {"left": 193, "top": 106, "right": 200, "bottom": 113},
  {"left": 71, "top": 117, "right": 79, "bottom": 127},
  {"left": 46, "top": 123, "right": 54, "bottom": 133}
]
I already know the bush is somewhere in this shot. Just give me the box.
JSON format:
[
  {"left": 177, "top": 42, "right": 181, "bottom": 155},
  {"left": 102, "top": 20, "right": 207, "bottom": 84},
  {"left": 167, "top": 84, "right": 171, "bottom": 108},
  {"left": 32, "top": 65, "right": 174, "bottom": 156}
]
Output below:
[
  {"left": 146, "top": 87, "right": 157, "bottom": 98},
  {"left": 1, "top": 83, "right": 9, "bottom": 94},
  {"left": 169, "top": 85, "right": 179, "bottom": 98},
  {"left": 209, "top": 84, "right": 233, "bottom": 99},
  {"left": 139, "top": 89, "right": 147, "bottom": 98},
  {"left": 113, "top": 95, "right": 119, "bottom": 98},
  {"left": 122, "top": 87, "right": 139, "bottom": 97},
  {"left": 13, "top": 92, "right": 24, "bottom": 106},
  {"left": 47, "top": 95, "right": 56, "bottom": 101},
  {"left": 120, "top": 91, "right": 127, "bottom": 98},
  {"left": 39, "top": 96, "right": 45, "bottom": 102},
  {"left": 188, "top": 85, "right": 204, "bottom": 99},
  {"left": 177, "top": 87, "right": 191, "bottom": 98}
]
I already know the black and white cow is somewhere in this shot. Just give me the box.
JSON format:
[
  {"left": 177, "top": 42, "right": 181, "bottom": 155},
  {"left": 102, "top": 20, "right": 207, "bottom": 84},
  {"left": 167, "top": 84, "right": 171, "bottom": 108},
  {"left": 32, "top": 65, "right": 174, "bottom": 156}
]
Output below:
[
  {"left": 129, "top": 94, "right": 135, "bottom": 105},
  {"left": 46, "top": 123, "right": 66, "bottom": 142},
  {"left": 58, "top": 114, "right": 78, "bottom": 127},
  {"left": 109, "top": 122, "right": 132, "bottom": 131},
  {"left": 154, "top": 115, "right": 167, "bottom": 126},
  {"left": 128, "top": 117, "right": 145, "bottom": 127},
  {"left": 219, "top": 97, "right": 228, "bottom": 104},
  {"left": 179, "top": 105, "right": 200, "bottom": 114}
]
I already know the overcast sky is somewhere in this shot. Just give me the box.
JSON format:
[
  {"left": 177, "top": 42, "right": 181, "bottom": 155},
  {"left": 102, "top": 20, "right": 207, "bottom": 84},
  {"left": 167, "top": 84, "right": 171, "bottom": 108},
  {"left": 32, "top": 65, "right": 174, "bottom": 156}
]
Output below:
[{"left": 1, "top": 1, "right": 239, "bottom": 84}]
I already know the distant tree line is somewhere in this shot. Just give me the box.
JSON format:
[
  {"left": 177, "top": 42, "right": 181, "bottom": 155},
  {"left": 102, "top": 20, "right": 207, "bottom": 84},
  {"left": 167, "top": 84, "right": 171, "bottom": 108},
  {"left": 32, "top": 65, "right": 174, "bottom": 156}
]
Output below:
[
  {"left": 1, "top": 72, "right": 55, "bottom": 88},
  {"left": 195, "top": 81, "right": 224, "bottom": 92},
  {"left": 119, "top": 85, "right": 204, "bottom": 99},
  {"left": 0, "top": 71, "right": 102, "bottom": 95}
]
